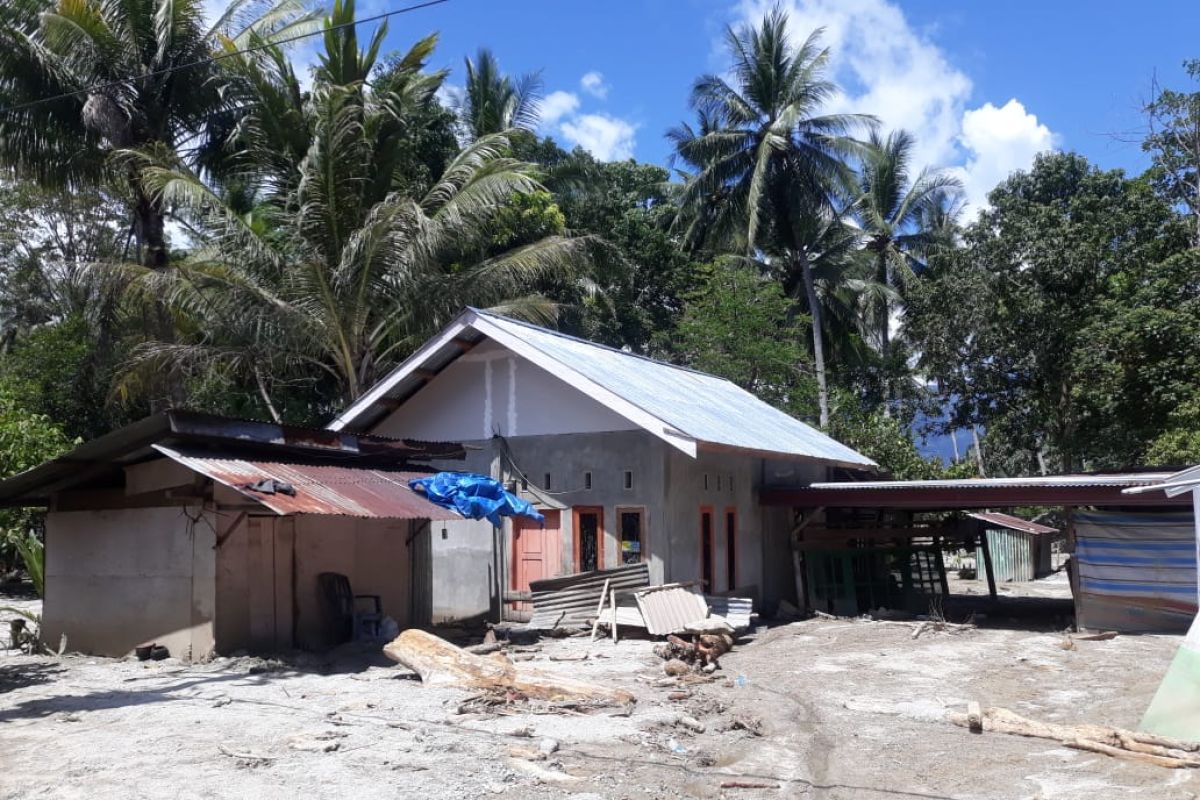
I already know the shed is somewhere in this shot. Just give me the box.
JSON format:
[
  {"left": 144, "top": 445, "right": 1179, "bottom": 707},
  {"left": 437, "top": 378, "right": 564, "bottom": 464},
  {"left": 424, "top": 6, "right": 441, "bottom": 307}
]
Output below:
[
  {"left": 0, "top": 411, "right": 465, "bottom": 659},
  {"left": 968, "top": 512, "right": 1059, "bottom": 582}
]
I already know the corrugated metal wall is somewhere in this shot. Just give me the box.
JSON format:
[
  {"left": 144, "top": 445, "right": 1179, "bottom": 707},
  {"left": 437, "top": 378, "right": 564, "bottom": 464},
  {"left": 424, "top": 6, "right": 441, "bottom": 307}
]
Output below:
[{"left": 976, "top": 529, "right": 1037, "bottom": 582}]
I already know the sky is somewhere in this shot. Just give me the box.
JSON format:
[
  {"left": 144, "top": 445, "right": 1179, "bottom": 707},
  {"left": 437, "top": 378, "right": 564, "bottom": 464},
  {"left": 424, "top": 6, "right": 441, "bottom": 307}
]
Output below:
[{"left": 348, "top": 0, "right": 1200, "bottom": 216}]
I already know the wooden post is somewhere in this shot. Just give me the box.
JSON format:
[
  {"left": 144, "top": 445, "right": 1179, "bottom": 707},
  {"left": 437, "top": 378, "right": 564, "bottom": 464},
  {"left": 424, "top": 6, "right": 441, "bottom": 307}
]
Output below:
[
  {"left": 980, "top": 530, "right": 998, "bottom": 600},
  {"left": 589, "top": 578, "right": 610, "bottom": 642},
  {"left": 609, "top": 586, "right": 618, "bottom": 643}
]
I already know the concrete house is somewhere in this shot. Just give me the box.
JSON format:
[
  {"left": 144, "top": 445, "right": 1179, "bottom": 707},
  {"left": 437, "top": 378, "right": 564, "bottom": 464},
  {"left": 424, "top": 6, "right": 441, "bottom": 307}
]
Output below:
[
  {"left": 0, "top": 412, "right": 464, "bottom": 659},
  {"left": 328, "top": 308, "right": 876, "bottom": 621}
]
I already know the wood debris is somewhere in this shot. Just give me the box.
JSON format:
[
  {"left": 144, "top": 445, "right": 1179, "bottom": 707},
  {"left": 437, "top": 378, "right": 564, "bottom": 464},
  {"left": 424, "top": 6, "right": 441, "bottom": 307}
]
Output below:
[
  {"left": 384, "top": 629, "right": 634, "bottom": 706},
  {"left": 948, "top": 705, "right": 1200, "bottom": 768}
]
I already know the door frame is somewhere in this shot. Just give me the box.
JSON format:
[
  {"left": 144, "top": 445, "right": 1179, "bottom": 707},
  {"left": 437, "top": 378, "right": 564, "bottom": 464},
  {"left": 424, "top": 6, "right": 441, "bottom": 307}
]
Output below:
[
  {"left": 699, "top": 505, "right": 715, "bottom": 591},
  {"left": 572, "top": 505, "right": 605, "bottom": 572},
  {"left": 723, "top": 506, "right": 737, "bottom": 591}
]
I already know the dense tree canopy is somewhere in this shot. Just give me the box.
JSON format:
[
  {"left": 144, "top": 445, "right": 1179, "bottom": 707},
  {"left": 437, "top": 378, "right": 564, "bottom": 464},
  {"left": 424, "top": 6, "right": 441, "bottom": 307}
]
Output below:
[{"left": 0, "top": 0, "right": 1194, "bottom": 483}]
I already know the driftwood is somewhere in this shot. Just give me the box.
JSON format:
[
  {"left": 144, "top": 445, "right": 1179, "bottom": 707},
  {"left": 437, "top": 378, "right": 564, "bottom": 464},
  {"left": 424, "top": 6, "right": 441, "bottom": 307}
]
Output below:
[
  {"left": 948, "top": 706, "right": 1200, "bottom": 768},
  {"left": 383, "top": 629, "right": 634, "bottom": 706}
]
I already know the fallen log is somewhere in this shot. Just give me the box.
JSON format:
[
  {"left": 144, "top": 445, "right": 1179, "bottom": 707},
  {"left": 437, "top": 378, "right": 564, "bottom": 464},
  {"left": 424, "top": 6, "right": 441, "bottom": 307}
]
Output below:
[
  {"left": 383, "top": 629, "right": 634, "bottom": 706},
  {"left": 947, "top": 705, "right": 1200, "bottom": 768}
]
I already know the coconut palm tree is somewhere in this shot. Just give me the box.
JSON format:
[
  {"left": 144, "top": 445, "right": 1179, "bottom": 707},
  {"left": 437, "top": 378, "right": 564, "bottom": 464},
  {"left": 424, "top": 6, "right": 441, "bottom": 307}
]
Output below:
[
  {"left": 456, "top": 48, "right": 541, "bottom": 140},
  {"left": 855, "top": 129, "right": 962, "bottom": 353},
  {"left": 121, "top": 3, "right": 591, "bottom": 416},
  {"left": 0, "top": 0, "right": 318, "bottom": 269},
  {"left": 669, "top": 6, "right": 874, "bottom": 426}
]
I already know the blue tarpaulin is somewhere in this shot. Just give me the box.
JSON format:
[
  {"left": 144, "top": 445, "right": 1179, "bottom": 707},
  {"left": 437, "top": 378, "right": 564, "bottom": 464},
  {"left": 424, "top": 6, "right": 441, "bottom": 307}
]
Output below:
[{"left": 409, "top": 472, "right": 545, "bottom": 527}]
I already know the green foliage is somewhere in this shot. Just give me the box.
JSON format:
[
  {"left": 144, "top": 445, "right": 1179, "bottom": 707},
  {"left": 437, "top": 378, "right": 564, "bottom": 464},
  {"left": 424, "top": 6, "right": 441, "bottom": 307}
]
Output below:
[
  {"left": 0, "top": 384, "right": 74, "bottom": 578},
  {"left": 1145, "top": 396, "right": 1200, "bottom": 466},
  {"left": 669, "top": 259, "right": 816, "bottom": 417},
  {"left": 908, "top": 153, "right": 1191, "bottom": 473},
  {"left": 1142, "top": 60, "right": 1200, "bottom": 245},
  {"left": 828, "top": 398, "right": 970, "bottom": 480}
]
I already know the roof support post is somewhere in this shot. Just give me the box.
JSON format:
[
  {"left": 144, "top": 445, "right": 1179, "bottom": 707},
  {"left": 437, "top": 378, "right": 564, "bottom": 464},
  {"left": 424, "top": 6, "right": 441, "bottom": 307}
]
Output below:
[{"left": 979, "top": 528, "right": 998, "bottom": 601}]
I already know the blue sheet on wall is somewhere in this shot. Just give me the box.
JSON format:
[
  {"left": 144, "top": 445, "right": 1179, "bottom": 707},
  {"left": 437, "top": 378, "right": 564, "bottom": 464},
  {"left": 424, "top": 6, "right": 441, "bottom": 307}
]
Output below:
[{"left": 408, "top": 472, "right": 545, "bottom": 527}]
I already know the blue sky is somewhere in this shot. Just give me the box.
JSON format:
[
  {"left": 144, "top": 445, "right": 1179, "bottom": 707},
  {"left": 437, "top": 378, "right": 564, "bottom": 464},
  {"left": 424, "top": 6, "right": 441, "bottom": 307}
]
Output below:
[{"left": 365, "top": 0, "right": 1198, "bottom": 214}]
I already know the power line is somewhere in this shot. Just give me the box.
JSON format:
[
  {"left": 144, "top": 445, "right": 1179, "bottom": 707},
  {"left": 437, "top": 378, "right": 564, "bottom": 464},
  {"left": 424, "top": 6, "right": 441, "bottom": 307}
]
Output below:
[{"left": 0, "top": 0, "right": 451, "bottom": 118}]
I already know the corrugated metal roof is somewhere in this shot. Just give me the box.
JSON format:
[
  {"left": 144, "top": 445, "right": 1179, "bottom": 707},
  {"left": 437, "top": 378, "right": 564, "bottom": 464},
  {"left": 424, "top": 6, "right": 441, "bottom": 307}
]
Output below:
[
  {"left": 330, "top": 308, "right": 874, "bottom": 468},
  {"left": 968, "top": 512, "right": 1058, "bottom": 535},
  {"left": 634, "top": 584, "right": 710, "bottom": 635},
  {"left": 526, "top": 562, "right": 651, "bottom": 629},
  {"left": 809, "top": 473, "right": 1175, "bottom": 490},
  {"left": 154, "top": 445, "right": 460, "bottom": 520},
  {"left": 471, "top": 310, "right": 874, "bottom": 468},
  {"left": 706, "top": 595, "right": 754, "bottom": 631}
]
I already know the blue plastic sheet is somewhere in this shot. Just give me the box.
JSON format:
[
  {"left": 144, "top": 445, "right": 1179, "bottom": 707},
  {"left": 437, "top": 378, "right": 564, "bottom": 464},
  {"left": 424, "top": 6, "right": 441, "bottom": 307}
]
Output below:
[{"left": 409, "top": 472, "right": 545, "bottom": 527}]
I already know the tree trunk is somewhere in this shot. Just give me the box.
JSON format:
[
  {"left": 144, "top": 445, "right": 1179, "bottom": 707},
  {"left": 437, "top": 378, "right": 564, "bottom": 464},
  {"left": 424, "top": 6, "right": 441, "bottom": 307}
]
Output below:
[
  {"left": 132, "top": 181, "right": 184, "bottom": 410},
  {"left": 383, "top": 629, "right": 635, "bottom": 705},
  {"left": 971, "top": 425, "right": 987, "bottom": 477},
  {"left": 799, "top": 253, "right": 830, "bottom": 429}
]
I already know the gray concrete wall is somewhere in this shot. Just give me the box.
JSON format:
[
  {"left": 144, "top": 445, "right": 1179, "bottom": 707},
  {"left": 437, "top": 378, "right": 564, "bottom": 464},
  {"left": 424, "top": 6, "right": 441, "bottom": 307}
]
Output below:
[
  {"left": 662, "top": 447, "right": 759, "bottom": 596},
  {"left": 43, "top": 506, "right": 216, "bottom": 659}
]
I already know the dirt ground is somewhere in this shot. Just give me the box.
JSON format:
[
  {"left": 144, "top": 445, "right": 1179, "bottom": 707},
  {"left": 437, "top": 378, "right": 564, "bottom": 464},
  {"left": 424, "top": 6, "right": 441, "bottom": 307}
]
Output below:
[{"left": 0, "top": 586, "right": 1191, "bottom": 800}]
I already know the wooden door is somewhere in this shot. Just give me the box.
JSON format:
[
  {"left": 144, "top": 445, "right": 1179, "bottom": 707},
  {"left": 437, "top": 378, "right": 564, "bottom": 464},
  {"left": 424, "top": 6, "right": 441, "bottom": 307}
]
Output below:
[
  {"left": 511, "top": 510, "right": 561, "bottom": 612},
  {"left": 245, "top": 516, "right": 294, "bottom": 651},
  {"left": 573, "top": 506, "right": 604, "bottom": 572}
]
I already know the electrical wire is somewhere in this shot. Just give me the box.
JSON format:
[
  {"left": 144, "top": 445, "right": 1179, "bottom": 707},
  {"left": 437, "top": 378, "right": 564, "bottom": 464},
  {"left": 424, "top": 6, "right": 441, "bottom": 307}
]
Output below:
[
  {"left": 493, "top": 432, "right": 589, "bottom": 496},
  {"left": 0, "top": 0, "right": 451, "bottom": 118}
]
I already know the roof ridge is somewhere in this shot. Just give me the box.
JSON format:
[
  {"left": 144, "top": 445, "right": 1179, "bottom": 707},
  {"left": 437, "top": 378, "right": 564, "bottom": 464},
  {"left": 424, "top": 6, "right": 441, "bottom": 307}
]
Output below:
[{"left": 468, "top": 307, "right": 728, "bottom": 382}]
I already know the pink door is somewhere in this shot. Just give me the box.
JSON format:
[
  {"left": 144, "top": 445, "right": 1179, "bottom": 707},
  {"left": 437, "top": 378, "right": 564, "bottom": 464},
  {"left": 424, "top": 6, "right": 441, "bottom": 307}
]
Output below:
[{"left": 512, "top": 510, "right": 561, "bottom": 612}]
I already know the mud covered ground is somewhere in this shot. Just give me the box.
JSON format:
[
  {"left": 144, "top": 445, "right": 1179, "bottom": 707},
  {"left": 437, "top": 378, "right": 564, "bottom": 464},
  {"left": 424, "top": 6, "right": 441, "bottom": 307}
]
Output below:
[{"left": 0, "top": 588, "right": 1189, "bottom": 800}]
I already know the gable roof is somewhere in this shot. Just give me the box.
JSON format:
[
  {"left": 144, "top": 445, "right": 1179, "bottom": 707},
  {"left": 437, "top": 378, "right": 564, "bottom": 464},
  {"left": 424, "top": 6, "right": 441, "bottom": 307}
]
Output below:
[{"left": 329, "top": 308, "right": 875, "bottom": 469}]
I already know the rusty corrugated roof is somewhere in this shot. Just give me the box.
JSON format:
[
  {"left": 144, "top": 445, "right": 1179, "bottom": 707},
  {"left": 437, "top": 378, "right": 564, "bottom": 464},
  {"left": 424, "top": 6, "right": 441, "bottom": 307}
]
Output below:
[
  {"left": 154, "top": 445, "right": 461, "bottom": 520},
  {"left": 968, "top": 511, "right": 1058, "bottom": 535}
]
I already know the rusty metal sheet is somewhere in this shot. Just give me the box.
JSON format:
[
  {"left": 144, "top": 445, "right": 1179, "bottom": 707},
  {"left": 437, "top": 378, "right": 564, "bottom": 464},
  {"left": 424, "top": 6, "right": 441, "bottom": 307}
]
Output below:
[
  {"left": 968, "top": 511, "right": 1057, "bottom": 535},
  {"left": 634, "top": 584, "right": 709, "bottom": 636},
  {"left": 153, "top": 445, "right": 460, "bottom": 520}
]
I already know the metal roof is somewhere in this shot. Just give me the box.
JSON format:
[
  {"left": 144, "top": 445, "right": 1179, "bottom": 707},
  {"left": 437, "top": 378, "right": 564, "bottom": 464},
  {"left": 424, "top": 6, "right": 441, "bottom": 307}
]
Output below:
[
  {"left": 154, "top": 446, "right": 460, "bottom": 520},
  {"left": 1122, "top": 464, "right": 1200, "bottom": 498},
  {"left": 0, "top": 410, "right": 464, "bottom": 507},
  {"left": 762, "top": 472, "right": 1191, "bottom": 510},
  {"left": 967, "top": 512, "right": 1058, "bottom": 535},
  {"left": 808, "top": 473, "right": 1175, "bottom": 490},
  {"left": 330, "top": 308, "right": 875, "bottom": 469}
]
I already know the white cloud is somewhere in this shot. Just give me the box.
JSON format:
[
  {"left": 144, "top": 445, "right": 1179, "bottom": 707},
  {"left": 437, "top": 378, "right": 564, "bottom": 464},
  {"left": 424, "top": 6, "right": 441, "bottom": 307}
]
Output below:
[
  {"left": 559, "top": 114, "right": 638, "bottom": 161},
  {"left": 948, "top": 99, "right": 1057, "bottom": 214},
  {"left": 540, "top": 90, "right": 581, "bottom": 126},
  {"left": 580, "top": 71, "right": 609, "bottom": 99},
  {"left": 733, "top": 0, "right": 1058, "bottom": 216}
]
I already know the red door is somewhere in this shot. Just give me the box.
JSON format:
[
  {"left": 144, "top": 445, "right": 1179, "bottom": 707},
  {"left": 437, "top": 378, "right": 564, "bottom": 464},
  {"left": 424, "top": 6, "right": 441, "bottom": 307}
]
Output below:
[{"left": 512, "top": 510, "right": 561, "bottom": 613}]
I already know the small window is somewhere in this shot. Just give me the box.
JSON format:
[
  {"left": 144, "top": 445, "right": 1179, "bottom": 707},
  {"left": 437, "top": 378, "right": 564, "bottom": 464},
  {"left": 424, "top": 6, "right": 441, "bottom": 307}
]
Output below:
[
  {"left": 717, "top": 475, "right": 722, "bottom": 491},
  {"left": 703, "top": 473, "right": 709, "bottom": 490},
  {"left": 521, "top": 477, "right": 528, "bottom": 491},
  {"left": 623, "top": 470, "right": 633, "bottom": 490},
  {"left": 729, "top": 475, "right": 734, "bottom": 492},
  {"left": 584, "top": 471, "right": 593, "bottom": 490},
  {"left": 543, "top": 473, "right": 551, "bottom": 491}
]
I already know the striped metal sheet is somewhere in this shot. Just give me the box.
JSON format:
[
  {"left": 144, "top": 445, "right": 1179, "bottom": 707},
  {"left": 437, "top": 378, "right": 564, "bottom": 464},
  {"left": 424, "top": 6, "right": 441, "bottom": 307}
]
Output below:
[
  {"left": 525, "top": 562, "right": 650, "bottom": 630},
  {"left": 634, "top": 585, "right": 709, "bottom": 635},
  {"left": 1075, "top": 510, "right": 1197, "bottom": 633},
  {"left": 705, "top": 595, "right": 754, "bottom": 631}
]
